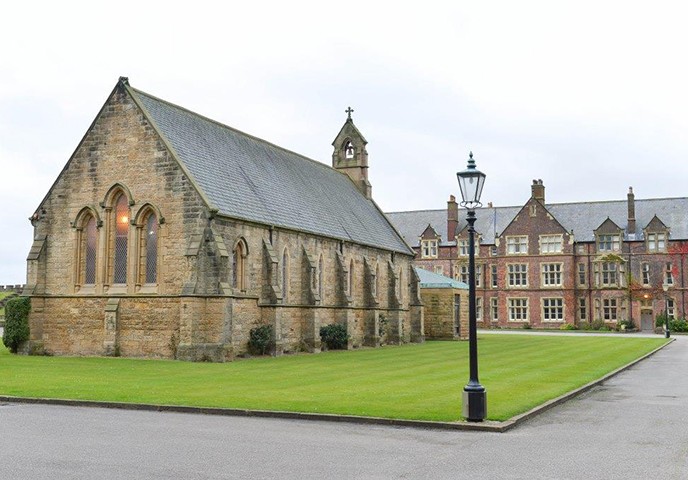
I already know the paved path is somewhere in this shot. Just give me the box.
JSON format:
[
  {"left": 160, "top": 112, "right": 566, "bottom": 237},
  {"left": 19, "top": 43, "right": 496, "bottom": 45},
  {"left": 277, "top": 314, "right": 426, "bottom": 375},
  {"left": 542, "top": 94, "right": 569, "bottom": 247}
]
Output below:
[{"left": 0, "top": 336, "right": 686, "bottom": 479}]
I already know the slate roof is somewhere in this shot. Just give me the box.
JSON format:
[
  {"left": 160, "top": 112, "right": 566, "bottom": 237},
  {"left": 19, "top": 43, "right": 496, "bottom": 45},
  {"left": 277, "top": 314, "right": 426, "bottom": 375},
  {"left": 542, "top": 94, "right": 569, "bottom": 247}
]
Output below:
[
  {"left": 387, "top": 206, "right": 521, "bottom": 246},
  {"left": 388, "top": 197, "right": 688, "bottom": 247},
  {"left": 126, "top": 83, "right": 413, "bottom": 255},
  {"left": 414, "top": 267, "right": 468, "bottom": 289}
]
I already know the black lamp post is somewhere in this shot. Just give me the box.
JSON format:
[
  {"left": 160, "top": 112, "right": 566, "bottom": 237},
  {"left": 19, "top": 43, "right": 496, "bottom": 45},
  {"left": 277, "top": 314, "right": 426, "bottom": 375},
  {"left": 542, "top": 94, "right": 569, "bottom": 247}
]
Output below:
[
  {"left": 456, "top": 151, "right": 487, "bottom": 422},
  {"left": 662, "top": 282, "right": 671, "bottom": 338}
]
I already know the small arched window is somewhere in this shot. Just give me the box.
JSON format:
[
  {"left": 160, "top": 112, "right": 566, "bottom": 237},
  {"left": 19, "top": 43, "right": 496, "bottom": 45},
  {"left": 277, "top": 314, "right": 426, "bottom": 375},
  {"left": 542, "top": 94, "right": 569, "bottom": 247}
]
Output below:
[
  {"left": 318, "top": 255, "right": 324, "bottom": 297},
  {"left": 398, "top": 267, "right": 403, "bottom": 301},
  {"left": 281, "top": 248, "right": 289, "bottom": 302},
  {"left": 348, "top": 260, "right": 354, "bottom": 297},
  {"left": 76, "top": 213, "right": 99, "bottom": 286},
  {"left": 372, "top": 263, "right": 379, "bottom": 299},
  {"left": 140, "top": 212, "right": 158, "bottom": 284},
  {"left": 113, "top": 193, "right": 130, "bottom": 284},
  {"left": 233, "top": 239, "right": 248, "bottom": 291}
]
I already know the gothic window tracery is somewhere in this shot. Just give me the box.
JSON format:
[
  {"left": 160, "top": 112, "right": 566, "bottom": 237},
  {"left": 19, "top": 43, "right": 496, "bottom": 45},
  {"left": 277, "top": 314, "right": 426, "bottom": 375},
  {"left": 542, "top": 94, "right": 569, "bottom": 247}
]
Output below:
[{"left": 113, "top": 193, "right": 130, "bottom": 284}]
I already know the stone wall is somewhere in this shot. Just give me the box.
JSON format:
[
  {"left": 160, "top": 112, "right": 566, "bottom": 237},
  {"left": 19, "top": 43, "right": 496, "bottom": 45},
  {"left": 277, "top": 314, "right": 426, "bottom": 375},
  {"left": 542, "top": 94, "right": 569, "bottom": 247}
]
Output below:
[
  {"left": 23, "top": 81, "right": 423, "bottom": 361},
  {"left": 421, "top": 287, "right": 468, "bottom": 340}
]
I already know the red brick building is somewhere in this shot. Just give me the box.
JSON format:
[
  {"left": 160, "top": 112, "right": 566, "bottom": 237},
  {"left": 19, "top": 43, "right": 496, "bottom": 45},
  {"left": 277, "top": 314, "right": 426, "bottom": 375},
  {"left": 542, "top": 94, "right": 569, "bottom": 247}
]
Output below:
[{"left": 388, "top": 181, "right": 687, "bottom": 331}]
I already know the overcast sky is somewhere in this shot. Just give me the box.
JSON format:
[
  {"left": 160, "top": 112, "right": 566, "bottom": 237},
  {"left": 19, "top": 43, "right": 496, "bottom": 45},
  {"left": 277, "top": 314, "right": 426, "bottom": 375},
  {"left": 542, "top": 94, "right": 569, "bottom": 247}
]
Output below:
[{"left": 2, "top": 1, "right": 688, "bottom": 284}]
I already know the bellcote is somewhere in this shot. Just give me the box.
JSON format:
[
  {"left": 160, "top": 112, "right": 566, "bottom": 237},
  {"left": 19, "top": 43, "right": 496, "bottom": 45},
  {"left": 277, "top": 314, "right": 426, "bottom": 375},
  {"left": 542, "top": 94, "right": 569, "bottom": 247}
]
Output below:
[{"left": 332, "top": 107, "right": 371, "bottom": 199}]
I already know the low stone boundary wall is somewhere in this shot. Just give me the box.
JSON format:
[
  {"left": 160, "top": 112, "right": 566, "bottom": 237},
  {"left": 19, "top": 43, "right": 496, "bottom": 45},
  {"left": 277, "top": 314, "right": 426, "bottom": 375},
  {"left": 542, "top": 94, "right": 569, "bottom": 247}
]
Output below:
[{"left": 0, "top": 285, "right": 25, "bottom": 293}]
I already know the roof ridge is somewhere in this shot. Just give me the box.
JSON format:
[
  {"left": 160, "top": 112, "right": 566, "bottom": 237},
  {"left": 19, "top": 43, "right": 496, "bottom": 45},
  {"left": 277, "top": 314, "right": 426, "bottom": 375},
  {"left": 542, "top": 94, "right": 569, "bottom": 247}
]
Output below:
[{"left": 129, "top": 85, "right": 339, "bottom": 175}]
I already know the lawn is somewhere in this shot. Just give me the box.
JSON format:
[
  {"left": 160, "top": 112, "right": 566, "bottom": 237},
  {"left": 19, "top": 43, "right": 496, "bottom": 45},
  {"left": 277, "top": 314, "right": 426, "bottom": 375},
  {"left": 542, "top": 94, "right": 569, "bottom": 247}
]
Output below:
[{"left": 0, "top": 334, "right": 667, "bottom": 422}]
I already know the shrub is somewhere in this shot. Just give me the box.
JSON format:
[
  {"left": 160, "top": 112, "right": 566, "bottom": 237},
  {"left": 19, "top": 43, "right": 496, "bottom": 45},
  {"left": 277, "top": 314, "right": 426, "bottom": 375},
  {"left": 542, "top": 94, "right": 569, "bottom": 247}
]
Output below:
[
  {"left": 2, "top": 296, "right": 31, "bottom": 353},
  {"left": 669, "top": 318, "right": 688, "bottom": 332},
  {"left": 320, "top": 323, "right": 349, "bottom": 350},
  {"left": 656, "top": 313, "right": 669, "bottom": 328},
  {"left": 618, "top": 319, "right": 636, "bottom": 332},
  {"left": 248, "top": 324, "right": 273, "bottom": 355},
  {"left": 590, "top": 319, "right": 610, "bottom": 331},
  {"left": 521, "top": 322, "right": 532, "bottom": 330},
  {"left": 559, "top": 323, "right": 577, "bottom": 331}
]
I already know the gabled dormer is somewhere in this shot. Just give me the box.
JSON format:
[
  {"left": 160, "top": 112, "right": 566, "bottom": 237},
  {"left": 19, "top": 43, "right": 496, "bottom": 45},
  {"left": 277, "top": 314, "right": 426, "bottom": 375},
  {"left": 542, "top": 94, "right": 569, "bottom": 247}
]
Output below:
[
  {"left": 643, "top": 215, "right": 669, "bottom": 253},
  {"left": 498, "top": 188, "right": 570, "bottom": 256},
  {"left": 419, "top": 224, "right": 440, "bottom": 258},
  {"left": 332, "top": 107, "right": 371, "bottom": 199},
  {"left": 594, "top": 218, "right": 623, "bottom": 253},
  {"left": 455, "top": 224, "right": 482, "bottom": 257}
]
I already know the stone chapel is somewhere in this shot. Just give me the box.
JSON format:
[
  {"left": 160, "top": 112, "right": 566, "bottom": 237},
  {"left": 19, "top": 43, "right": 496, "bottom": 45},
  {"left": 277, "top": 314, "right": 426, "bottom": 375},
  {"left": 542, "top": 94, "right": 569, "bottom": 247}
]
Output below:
[{"left": 24, "top": 77, "right": 423, "bottom": 361}]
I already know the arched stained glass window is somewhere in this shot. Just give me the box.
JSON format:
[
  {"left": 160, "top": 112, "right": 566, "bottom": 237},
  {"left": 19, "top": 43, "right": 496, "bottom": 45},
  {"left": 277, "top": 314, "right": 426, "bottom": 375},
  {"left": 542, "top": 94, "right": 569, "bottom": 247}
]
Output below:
[
  {"left": 113, "top": 194, "right": 129, "bottom": 284},
  {"left": 144, "top": 213, "right": 158, "bottom": 283},
  {"left": 84, "top": 216, "right": 97, "bottom": 284}
]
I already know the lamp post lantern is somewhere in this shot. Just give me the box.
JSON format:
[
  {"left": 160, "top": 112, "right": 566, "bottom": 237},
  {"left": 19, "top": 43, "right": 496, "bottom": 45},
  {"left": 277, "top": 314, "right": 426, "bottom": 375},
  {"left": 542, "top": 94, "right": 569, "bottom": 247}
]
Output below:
[
  {"left": 662, "top": 282, "right": 671, "bottom": 338},
  {"left": 456, "top": 151, "right": 487, "bottom": 422}
]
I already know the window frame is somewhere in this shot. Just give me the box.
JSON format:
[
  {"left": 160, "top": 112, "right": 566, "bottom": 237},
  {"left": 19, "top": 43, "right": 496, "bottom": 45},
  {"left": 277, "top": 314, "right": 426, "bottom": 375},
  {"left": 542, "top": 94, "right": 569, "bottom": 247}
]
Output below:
[
  {"left": 490, "top": 297, "right": 498, "bottom": 321},
  {"left": 594, "top": 261, "right": 625, "bottom": 287},
  {"left": 641, "top": 262, "right": 650, "bottom": 286},
  {"left": 667, "top": 298, "right": 676, "bottom": 319},
  {"left": 577, "top": 262, "right": 586, "bottom": 286},
  {"left": 602, "top": 298, "right": 618, "bottom": 322},
  {"left": 542, "top": 297, "right": 564, "bottom": 322},
  {"left": 597, "top": 234, "right": 620, "bottom": 252},
  {"left": 421, "top": 239, "right": 438, "bottom": 259},
  {"left": 539, "top": 234, "right": 563, "bottom": 254},
  {"left": 232, "top": 238, "right": 249, "bottom": 292},
  {"left": 136, "top": 209, "right": 159, "bottom": 287},
  {"left": 578, "top": 297, "right": 587, "bottom": 322},
  {"left": 458, "top": 239, "right": 469, "bottom": 257},
  {"left": 507, "top": 263, "right": 528, "bottom": 288},
  {"left": 507, "top": 297, "right": 529, "bottom": 322},
  {"left": 647, "top": 232, "right": 667, "bottom": 253},
  {"left": 541, "top": 263, "right": 563, "bottom": 287},
  {"left": 506, "top": 236, "right": 528, "bottom": 255},
  {"left": 665, "top": 262, "right": 674, "bottom": 286},
  {"left": 112, "top": 193, "right": 130, "bottom": 285},
  {"left": 281, "top": 248, "right": 290, "bottom": 302}
]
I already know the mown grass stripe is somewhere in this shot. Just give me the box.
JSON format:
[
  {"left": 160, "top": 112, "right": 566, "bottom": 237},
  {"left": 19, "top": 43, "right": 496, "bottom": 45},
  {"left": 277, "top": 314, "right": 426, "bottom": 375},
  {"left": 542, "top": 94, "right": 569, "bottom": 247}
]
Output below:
[{"left": 0, "top": 335, "right": 667, "bottom": 421}]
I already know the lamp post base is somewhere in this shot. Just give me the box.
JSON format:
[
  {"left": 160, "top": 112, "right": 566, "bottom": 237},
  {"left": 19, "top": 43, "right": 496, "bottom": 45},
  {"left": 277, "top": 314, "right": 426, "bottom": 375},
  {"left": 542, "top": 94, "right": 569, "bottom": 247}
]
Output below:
[{"left": 462, "top": 389, "right": 487, "bottom": 422}]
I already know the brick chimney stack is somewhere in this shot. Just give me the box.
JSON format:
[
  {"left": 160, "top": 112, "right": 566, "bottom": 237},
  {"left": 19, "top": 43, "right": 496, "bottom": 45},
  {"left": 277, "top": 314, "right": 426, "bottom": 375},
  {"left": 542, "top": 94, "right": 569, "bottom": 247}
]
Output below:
[
  {"left": 531, "top": 179, "right": 545, "bottom": 202},
  {"left": 627, "top": 186, "right": 636, "bottom": 234},
  {"left": 447, "top": 194, "right": 458, "bottom": 240}
]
